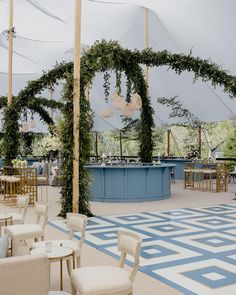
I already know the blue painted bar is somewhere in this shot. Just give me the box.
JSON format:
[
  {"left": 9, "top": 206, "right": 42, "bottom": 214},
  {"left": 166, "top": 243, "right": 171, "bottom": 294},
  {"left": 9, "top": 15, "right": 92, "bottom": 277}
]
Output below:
[
  {"left": 86, "top": 164, "right": 176, "bottom": 202},
  {"left": 161, "top": 159, "right": 191, "bottom": 180}
]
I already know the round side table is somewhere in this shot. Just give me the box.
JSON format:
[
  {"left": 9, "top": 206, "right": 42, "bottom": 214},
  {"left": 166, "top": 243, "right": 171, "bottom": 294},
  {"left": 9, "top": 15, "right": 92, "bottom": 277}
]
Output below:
[
  {"left": 30, "top": 246, "right": 73, "bottom": 291},
  {"left": 48, "top": 292, "right": 71, "bottom": 295}
]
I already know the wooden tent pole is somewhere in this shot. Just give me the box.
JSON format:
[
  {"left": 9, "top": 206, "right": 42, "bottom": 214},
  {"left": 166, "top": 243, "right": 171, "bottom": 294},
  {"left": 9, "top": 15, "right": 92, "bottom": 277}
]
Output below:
[
  {"left": 95, "top": 133, "right": 99, "bottom": 162},
  {"left": 72, "top": 0, "right": 82, "bottom": 213},
  {"left": 198, "top": 125, "right": 202, "bottom": 159},
  {"left": 167, "top": 128, "right": 171, "bottom": 158},
  {"left": 119, "top": 132, "right": 123, "bottom": 160},
  {"left": 8, "top": 0, "right": 14, "bottom": 106}
]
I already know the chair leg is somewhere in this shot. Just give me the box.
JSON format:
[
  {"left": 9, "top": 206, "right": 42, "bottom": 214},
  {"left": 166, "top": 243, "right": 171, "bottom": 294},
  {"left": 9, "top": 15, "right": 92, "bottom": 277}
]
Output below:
[
  {"left": 76, "top": 256, "right": 81, "bottom": 268},
  {"left": 10, "top": 239, "right": 13, "bottom": 256},
  {"left": 66, "top": 258, "right": 72, "bottom": 276},
  {"left": 41, "top": 235, "right": 44, "bottom": 241},
  {"left": 11, "top": 239, "right": 16, "bottom": 256},
  {"left": 71, "top": 282, "right": 77, "bottom": 295}
]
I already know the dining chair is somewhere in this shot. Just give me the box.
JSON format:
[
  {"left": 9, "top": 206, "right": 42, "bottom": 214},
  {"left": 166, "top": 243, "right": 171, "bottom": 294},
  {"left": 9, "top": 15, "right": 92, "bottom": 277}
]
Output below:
[
  {"left": 31, "top": 213, "right": 87, "bottom": 268},
  {"left": 71, "top": 230, "right": 142, "bottom": 295},
  {"left": 6, "top": 195, "right": 29, "bottom": 225},
  {"left": 5, "top": 202, "right": 49, "bottom": 255}
]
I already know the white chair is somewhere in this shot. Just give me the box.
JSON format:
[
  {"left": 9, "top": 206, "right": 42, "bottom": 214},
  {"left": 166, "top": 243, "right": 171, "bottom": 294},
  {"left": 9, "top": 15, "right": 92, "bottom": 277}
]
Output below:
[
  {"left": 71, "top": 230, "right": 142, "bottom": 295},
  {"left": 31, "top": 213, "right": 87, "bottom": 268},
  {"left": 4, "top": 195, "right": 29, "bottom": 225},
  {"left": 0, "top": 254, "right": 71, "bottom": 295},
  {"left": 5, "top": 202, "right": 49, "bottom": 256}
]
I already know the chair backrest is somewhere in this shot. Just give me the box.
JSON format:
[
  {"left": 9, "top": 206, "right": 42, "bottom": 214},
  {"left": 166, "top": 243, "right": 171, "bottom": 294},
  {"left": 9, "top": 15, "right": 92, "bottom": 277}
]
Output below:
[
  {"left": 0, "top": 254, "right": 49, "bottom": 295},
  {"left": 17, "top": 195, "right": 29, "bottom": 221},
  {"left": 117, "top": 230, "right": 142, "bottom": 282},
  {"left": 35, "top": 202, "right": 49, "bottom": 230},
  {"left": 66, "top": 213, "right": 87, "bottom": 248}
]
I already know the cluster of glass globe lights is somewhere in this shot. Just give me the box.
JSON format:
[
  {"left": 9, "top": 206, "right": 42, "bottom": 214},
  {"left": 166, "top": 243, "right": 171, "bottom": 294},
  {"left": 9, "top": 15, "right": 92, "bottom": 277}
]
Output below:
[
  {"left": 20, "top": 115, "right": 36, "bottom": 133},
  {"left": 101, "top": 91, "right": 142, "bottom": 118},
  {"left": 20, "top": 91, "right": 142, "bottom": 132}
]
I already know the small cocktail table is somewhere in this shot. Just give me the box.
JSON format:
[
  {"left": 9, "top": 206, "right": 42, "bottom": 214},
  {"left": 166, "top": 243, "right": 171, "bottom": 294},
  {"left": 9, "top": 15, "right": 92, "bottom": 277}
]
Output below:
[{"left": 30, "top": 245, "right": 73, "bottom": 291}]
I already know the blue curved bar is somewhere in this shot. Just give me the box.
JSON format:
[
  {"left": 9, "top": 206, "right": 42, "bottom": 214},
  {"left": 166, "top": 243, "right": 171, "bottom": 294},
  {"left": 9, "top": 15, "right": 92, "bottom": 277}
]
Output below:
[
  {"left": 86, "top": 164, "right": 176, "bottom": 202},
  {"left": 161, "top": 159, "right": 191, "bottom": 180}
]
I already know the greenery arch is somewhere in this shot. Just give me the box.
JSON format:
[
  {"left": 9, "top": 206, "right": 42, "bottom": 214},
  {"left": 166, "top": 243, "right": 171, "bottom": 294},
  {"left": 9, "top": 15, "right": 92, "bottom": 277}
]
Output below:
[
  {"left": 3, "top": 40, "right": 235, "bottom": 216},
  {"left": 0, "top": 95, "right": 63, "bottom": 165}
]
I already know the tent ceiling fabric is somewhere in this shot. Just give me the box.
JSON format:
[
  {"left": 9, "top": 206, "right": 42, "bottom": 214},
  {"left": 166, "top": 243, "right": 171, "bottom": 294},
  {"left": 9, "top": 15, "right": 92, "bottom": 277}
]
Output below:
[{"left": 0, "top": 0, "right": 236, "bottom": 131}]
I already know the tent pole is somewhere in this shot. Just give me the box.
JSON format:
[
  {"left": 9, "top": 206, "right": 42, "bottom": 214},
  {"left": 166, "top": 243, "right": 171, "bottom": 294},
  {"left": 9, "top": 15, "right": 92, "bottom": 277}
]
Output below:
[
  {"left": 7, "top": 0, "right": 14, "bottom": 106},
  {"left": 119, "top": 132, "right": 123, "bottom": 160},
  {"left": 95, "top": 132, "right": 99, "bottom": 162},
  {"left": 145, "top": 7, "right": 149, "bottom": 82},
  {"left": 198, "top": 125, "right": 202, "bottom": 159},
  {"left": 73, "top": 0, "right": 82, "bottom": 213},
  {"left": 167, "top": 128, "right": 171, "bottom": 158}
]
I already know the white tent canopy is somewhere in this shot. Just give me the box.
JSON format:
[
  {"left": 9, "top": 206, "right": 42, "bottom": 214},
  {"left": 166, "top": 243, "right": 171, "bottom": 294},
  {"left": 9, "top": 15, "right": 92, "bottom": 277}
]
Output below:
[{"left": 0, "top": 0, "right": 236, "bottom": 131}]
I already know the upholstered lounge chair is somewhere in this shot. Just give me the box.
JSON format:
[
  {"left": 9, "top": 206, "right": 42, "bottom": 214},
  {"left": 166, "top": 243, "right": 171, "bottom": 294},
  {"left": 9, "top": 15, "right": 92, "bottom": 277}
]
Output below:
[
  {"left": 0, "top": 254, "right": 70, "bottom": 295},
  {"left": 32, "top": 162, "right": 49, "bottom": 185}
]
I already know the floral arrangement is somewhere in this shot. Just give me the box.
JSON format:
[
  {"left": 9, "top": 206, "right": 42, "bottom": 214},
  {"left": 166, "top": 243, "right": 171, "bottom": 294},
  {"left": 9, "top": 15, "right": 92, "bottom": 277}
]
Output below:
[
  {"left": 12, "top": 159, "right": 27, "bottom": 167},
  {"left": 32, "top": 135, "right": 62, "bottom": 157}
]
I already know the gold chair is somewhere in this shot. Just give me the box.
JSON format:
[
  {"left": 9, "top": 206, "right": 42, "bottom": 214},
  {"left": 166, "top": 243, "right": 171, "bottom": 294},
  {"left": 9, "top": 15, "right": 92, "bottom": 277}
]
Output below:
[
  {"left": 216, "top": 163, "right": 228, "bottom": 192},
  {"left": 184, "top": 162, "right": 195, "bottom": 189},
  {"left": 71, "top": 230, "right": 142, "bottom": 295}
]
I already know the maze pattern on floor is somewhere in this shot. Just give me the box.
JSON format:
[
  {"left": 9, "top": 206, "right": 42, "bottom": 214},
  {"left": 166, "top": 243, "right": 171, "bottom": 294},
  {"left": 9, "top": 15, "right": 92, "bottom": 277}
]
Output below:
[{"left": 49, "top": 204, "right": 236, "bottom": 295}]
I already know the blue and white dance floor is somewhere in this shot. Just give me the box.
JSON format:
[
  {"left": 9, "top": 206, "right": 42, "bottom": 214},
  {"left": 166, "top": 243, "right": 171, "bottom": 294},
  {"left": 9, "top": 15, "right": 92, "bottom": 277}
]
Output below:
[{"left": 49, "top": 204, "right": 236, "bottom": 295}]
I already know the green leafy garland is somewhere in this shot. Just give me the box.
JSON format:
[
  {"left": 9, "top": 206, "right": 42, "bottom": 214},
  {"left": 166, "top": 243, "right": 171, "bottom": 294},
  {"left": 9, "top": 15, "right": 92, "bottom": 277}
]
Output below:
[
  {"left": 0, "top": 95, "right": 63, "bottom": 165},
  {"left": 59, "top": 73, "right": 93, "bottom": 216},
  {"left": 4, "top": 40, "right": 235, "bottom": 216}
]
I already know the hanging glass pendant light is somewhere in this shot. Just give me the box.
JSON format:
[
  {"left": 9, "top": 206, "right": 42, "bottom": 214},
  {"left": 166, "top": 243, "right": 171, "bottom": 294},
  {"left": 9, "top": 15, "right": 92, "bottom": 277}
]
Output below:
[
  {"left": 21, "top": 122, "right": 29, "bottom": 133},
  {"left": 111, "top": 91, "right": 126, "bottom": 110},
  {"left": 28, "top": 115, "right": 36, "bottom": 128},
  {"left": 132, "top": 93, "right": 142, "bottom": 110},
  {"left": 122, "top": 102, "right": 134, "bottom": 118},
  {"left": 101, "top": 107, "right": 113, "bottom": 118}
]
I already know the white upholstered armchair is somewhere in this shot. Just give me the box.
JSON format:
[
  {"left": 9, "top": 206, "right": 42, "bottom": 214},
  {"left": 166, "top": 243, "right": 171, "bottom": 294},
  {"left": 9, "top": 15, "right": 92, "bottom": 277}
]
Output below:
[
  {"left": 5, "top": 202, "right": 49, "bottom": 255},
  {"left": 0, "top": 254, "right": 71, "bottom": 295},
  {"left": 71, "top": 230, "right": 142, "bottom": 295},
  {"left": 31, "top": 213, "right": 87, "bottom": 268}
]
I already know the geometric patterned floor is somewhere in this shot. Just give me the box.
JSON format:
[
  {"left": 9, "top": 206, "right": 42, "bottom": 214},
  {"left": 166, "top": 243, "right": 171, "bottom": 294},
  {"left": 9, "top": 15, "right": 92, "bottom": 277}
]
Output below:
[{"left": 49, "top": 203, "right": 236, "bottom": 295}]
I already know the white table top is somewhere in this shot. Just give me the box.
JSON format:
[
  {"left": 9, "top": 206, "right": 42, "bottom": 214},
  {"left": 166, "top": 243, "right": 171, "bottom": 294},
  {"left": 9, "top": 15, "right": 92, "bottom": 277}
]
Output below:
[
  {"left": 184, "top": 169, "right": 217, "bottom": 173},
  {"left": 0, "top": 213, "right": 12, "bottom": 220},
  {"left": 30, "top": 246, "right": 73, "bottom": 260},
  {"left": 48, "top": 292, "right": 71, "bottom": 295},
  {"left": 0, "top": 175, "right": 21, "bottom": 182}
]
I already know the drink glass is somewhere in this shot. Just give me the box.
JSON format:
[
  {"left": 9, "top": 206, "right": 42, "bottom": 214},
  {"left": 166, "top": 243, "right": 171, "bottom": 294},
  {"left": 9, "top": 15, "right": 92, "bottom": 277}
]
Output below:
[{"left": 45, "top": 241, "right": 52, "bottom": 253}]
